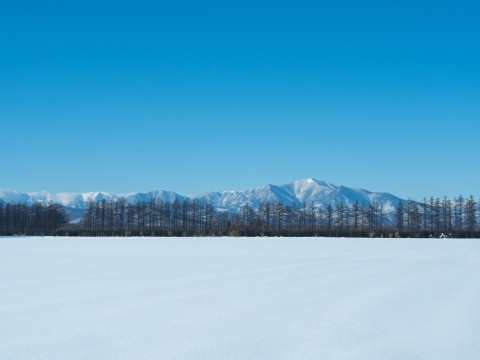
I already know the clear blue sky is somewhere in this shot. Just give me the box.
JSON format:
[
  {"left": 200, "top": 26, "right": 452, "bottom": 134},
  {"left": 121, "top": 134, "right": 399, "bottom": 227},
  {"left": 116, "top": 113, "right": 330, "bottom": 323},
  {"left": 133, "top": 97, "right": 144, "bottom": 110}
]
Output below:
[{"left": 1, "top": 0, "right": 479, "bottom": 199}]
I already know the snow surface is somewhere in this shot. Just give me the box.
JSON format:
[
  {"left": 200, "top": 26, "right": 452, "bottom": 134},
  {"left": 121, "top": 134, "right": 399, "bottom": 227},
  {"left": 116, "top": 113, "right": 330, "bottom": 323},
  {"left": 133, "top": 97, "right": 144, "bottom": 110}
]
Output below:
[{"left": 1, "top": 237, "right": 480, "bottom": 360}]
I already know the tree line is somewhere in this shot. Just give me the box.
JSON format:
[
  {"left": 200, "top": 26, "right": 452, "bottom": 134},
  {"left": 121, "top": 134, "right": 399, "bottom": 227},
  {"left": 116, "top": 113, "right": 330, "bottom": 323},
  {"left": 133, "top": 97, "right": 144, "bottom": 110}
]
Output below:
[
  {"left": 395, "top": 196, "right": 478, "bottom": 237},
  {"left": 1, "top": 196, "right": 478, "bottom": 237},
  {"left": 0, "top": 202, "right": 68, "bottom": 235},
  {"left": 65, "top": 198, "right": 388, "bottom": 237}
]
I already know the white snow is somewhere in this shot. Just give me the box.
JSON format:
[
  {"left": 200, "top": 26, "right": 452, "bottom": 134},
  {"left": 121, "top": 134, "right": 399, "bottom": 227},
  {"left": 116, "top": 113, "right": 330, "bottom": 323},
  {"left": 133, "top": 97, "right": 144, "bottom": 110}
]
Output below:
[{"left": 1, "top": 237, "right": 480, "bottom": 360}]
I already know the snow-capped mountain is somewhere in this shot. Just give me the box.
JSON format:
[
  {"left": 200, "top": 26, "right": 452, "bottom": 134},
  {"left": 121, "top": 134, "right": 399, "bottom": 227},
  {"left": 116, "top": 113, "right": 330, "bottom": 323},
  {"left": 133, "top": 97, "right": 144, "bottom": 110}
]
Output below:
[
  {"left": 197, "top": 184, "right": 301, "bottom": 211},
  {"left": 194, "top": 179, "right": 401, "bottom": 212},
  {"left": 281, "top": 179, "right": 400, "bottom": 213},
  {"left": 0, "top": 178, "right": 402, "bottom": 213}
]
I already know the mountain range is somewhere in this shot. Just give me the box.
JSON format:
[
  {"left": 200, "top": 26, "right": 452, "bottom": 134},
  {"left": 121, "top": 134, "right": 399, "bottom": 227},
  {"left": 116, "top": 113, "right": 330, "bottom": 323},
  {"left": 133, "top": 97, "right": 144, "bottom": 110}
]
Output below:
[{"left": 0, "top": 178, "right": 402, "bottom": 215}]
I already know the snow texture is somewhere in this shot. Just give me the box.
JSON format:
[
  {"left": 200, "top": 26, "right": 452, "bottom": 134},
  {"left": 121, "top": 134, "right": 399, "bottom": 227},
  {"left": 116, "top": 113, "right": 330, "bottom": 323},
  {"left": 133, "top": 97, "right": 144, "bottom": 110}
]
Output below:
[{"left": 1, "top": 237, "right": 480, "bottom": 360}]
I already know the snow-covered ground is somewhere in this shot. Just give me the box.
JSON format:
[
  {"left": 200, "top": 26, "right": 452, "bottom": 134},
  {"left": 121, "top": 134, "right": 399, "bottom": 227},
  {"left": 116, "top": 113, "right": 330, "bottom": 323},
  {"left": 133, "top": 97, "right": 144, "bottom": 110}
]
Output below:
[{"left": 1, "top": 237, "right": 480, "bottom": 360}]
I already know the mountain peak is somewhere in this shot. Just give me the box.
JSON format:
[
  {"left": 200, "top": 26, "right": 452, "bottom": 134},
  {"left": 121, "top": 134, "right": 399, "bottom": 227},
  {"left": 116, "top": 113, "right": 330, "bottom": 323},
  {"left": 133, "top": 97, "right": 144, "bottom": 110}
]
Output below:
[
  {"left": 292, "top": 178, "right": 335, "bottom": 188},
  {"left": 293, "top": 178, "right": 317, "bottom": 185}
]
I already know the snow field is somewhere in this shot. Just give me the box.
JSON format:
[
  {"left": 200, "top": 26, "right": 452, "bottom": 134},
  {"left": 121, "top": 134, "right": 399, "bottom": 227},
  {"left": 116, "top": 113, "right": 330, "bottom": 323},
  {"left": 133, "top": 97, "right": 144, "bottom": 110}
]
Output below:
[{"left": 1, "top": 237, "right": 480, "bottom": 359}]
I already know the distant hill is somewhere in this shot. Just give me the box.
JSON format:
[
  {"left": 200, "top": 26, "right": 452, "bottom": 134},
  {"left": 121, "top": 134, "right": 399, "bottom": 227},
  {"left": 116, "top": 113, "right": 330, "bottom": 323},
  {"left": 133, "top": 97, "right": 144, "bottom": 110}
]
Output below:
[{"left": 0, "top": 178, "right": 402, "bottom": 215}]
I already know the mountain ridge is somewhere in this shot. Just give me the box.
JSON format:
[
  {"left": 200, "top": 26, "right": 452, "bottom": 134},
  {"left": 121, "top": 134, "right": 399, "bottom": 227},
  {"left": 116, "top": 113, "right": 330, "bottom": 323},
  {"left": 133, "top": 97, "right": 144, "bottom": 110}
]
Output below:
[{"left": 0, "top": 178, "right": 402, "bottom": 213}]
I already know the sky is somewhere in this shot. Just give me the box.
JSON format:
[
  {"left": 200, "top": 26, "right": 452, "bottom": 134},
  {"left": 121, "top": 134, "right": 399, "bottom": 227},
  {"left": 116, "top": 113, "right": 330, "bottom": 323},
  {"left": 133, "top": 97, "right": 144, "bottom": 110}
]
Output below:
[{"left": 1, "top": 0, "right": 479, "bottom": 199}]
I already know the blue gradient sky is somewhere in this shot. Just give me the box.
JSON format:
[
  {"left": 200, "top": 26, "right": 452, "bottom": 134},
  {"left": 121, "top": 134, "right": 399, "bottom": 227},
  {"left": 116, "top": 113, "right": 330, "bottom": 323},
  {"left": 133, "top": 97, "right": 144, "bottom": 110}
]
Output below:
[{"left": 1, "top": 1, "right": 479, "bottom": 199}]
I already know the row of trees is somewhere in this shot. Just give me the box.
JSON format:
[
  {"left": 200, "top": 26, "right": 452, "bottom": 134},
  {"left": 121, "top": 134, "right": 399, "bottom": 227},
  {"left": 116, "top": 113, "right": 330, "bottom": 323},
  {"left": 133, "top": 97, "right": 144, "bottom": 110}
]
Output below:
[
  {"left": 0, "top": 202, "right": 68, "bottom": 235},
  {"left": 80, "top": 198, "right": 222, "bottom": 236},
  {"left": 72, "top": 196, "right": 479, "bottom": 237},
  {"left": 396, "top": 196, "right": 478, "bottom": 237},
  {"left": 1, "top": 196, "right": 478, "bottom": 237},
  {"left": 70, "top": 198, "right": 393, "bottom": 237}
]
